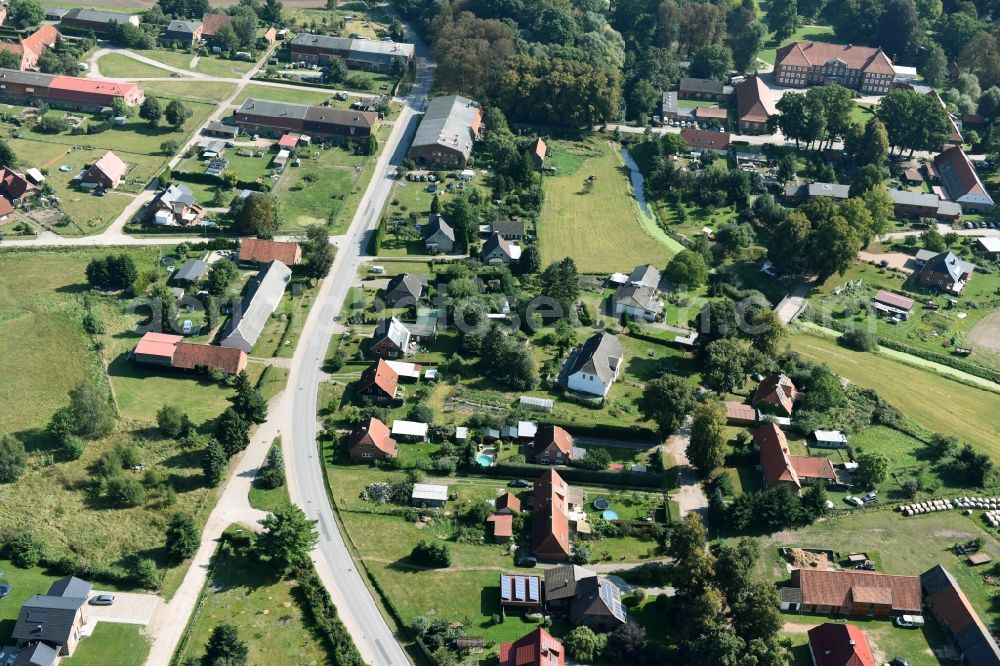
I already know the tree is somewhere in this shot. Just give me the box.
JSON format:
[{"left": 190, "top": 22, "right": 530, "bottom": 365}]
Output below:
[
  {"left": 202, "top": 438, "right": 228, "bottom": 486},
  {"left": 259, "top": 441, "right": 285, "bottom": 489},
  {"left": 139, "top": 96, "right": 162, "bottom": 126},
  {"left": 164, "top": 100, "right": 187, "bottom": 129},
  {"left": 68, "top": 381, "right": 115, "bottom": 439},
  {"left": 206, "top": 258, "right": 238, "bottom": 296},
  {"left": 935, "top": 11, "right": 984, "bottom": 59},
  {"left": 703, "top": 338, "right": 748, "bottom": 393},
  {"left": 260, "top": 0, "right": 283, "bottom": 24},
  {"left": 538, "top": 257, "right": 579, "bottom": 317},
  {"left": 877, "top": 89, "right": 950, "bottom": 155},
  {"left": 857, "top": 117, "right": 889, "bottom": 167},
  {"left": 0, "top": 50, "right": 22, "bottom": 69},
  {"left": 9, "top": 0, "right": 44, "bottom": 28},
  {"left": 747, "top": 308, "right": 786, "bottom": 358},
  {"left": 731, "top": 581, "right": 782, "bottom": 643},
  {"left": 564, "top": 626, "right": 606, "bottom": 663},
  {"left": 0, "top": 434, "right": 27, "bottom": 483},
  {"left": 668, "top": 513, "right": 716, "bottom": 596},
  {"left": 230, "top": 370, "right": 268, "bottom": 424},
  {"left": 233, "top": 192, "right": 277, "bottom": 237},
  {"left": 862, "top": 188, "right": 893, "bottom": 239},
  {"left": 135, "top": 558, "right": 160, "bottom": 590},
  {"left": 854, "top": 450, "right": 889, "bottom": 489},
  {"left": 0, "top": 138, "right": 17, "bottom": 169},
  {"left": 215, "top": 407, "right": 250, "bottom": 456},
  {"left": 302, "top": 225, "right": 334, "bottom": 278},
  {"left": 213, "top": 24, "right": 239, "bottom": 52},
  {"left": 203, "top": 624, "right": 248, "bottom": 666},
  {"left": 257, "top": 505, "right": 319, "bottom": 574},
  {"left": 105, "top": 476, "right": 146, "bottom": 507},
  {"left": 800, "top": 481, "right": 828, "bottom": 519},
  {"left": 518, "top": 245, "right": 541, "bottom": 274},
  {"left": 926, "top": 433, "right": 959, "bottom": 461},
  {"left": 160, "top": 139, "right": 179, "bottom": 156},
  {"left": 731, "top": 20, "right": 766, "bottom": 73},
  {"left": 714, "top": 537, "right": 759, "bottom": 606},
  {"left": 688, "top": 401, "right": 727, "bottom": 473},
  {"left": 949, "top": 444, "right": 993, "bottom": 486},
  {"left": 849, "top": 164, "right": 885, "bottom": 198},
  {"left": 921, "top": 227, "right": 947, "bottom": 252},
  {"left": 86, "top": 254, "right": 138, "bottom": 291},
  {"left": 690, "top": 44, "right": 733, "bottom": 81},
  {"left": 605, "top": 623, "right": 646, "bottom": 662},
  {"left": 638, "top": 374, "right": 694, "bottom": 435},
  {"left": 801, "top": 365, "right": 846, "bottom": 411},
  {"left": 766, "top": 0, "right": 799, "bottom": 42},
  {"left": 156, "top": 404, "right": 192, "bottom": 438},
  {"left": 918, "top": 41, "right": 947, "bottom": 87},
  {"left": 9, "top": 532, "right": 45, "bottom": 568},
  {"left": 165, "top": 511, "right": 200, "bottom": 562},
  {"left": 664, "top": 250, "right": 708, "bottom": 288}
]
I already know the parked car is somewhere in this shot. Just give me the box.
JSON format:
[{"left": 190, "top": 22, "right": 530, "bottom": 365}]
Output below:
[
  {"left": 862, "top": 490, "right": 878, "bottom": 504},
  {"left": 516, "top": 556, "right": 537, "bottom": 568},
  {"left": 890, "top": 658, "right": 912, "bottom": 666},
  {"left": 509, "top": 479, "right": 530, "bottom": 488},
  {"left": 843, "top": 495, "right": 864, "bottom": 507},
  {"left": 895, "top": 615, "right": 925, "bottom": 628},
  {"left": 90, "top": 594, "right": 115, "bottom": 606}
]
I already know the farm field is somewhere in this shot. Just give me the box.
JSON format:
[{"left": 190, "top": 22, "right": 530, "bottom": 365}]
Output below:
[
  {"left": 789, "top": 332, "right": 1000, "bottom": 454},
  {"left": 540, "top": 139, "right": 676, "bottom": 273},
  {"left": 172, "top": 529, "right": 330, "bottom": 666}
]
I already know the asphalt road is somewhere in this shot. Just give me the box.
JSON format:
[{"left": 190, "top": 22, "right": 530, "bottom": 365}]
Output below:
[{"left": 280, "top": 16, "right": 434, "bottom": 666}]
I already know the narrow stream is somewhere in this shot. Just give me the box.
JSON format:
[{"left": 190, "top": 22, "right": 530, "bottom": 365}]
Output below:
[{"left": 620, "top": 146, "right": 652, "bottom": 218}]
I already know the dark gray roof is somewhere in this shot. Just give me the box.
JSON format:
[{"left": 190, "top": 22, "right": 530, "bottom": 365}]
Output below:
[
  {"left": 12, "top": 642, "right": 58, "bottom": 666},
  {"left": 292, "top": 33, "right": 414, "bottom": 65},
  {"left": 614, "top": 284, "right": 662, "bottom": 313},
  {"left": 159, "top": 183, "right": 196, "bottom": 211},
  {"left": 221, "top": 260, "right": 291, "bottom": 353},
  {"left": 492, "top": 219, "right": 524, "bottom": 236},
  {"left": 569, "top": 577, "right": 628, "bottom": 625},
  {"left": 564, "top": 332, "right": 625, "bottom": 385},
  {"left": 238, "top": 98, "right": 310, "bottom": 121},
  {"left": 173, "top": 258, "right": 208, "bottom": 283},
  {"left": 679, "top": 78, "right": 732, "bottom": 96},
  {"left": 12, "top": 595, "right": 87, "bottom": 646},
  {"left": 807, "top": 182, "right": 850, "bottom": 199},
  {"left": 628, "top": 264, "right": 661, "bottom": 289},
  {"left": 482, "top": 232, "right": 513, "bottom": 260},
  {"left": 922, "top": 565, "right": 1000, "bottom": 666},
  {"left": 291, "top": 32, "right": 353, "bottom": 50},
  {"left": 0, "top": 69, "right": 57, "bottom": 88},
  {"left": 47, "top": 576, "right": 92, "bottom": 599},
  {"left": 304, "top": 104, "right": 377, "bottom": 130},
  {"left": 424, "top": 213, "right": 455, "bottom": 242},
  {"left": 205, "top": 121, "right": 238, "bottom": 136},
  {"left": 920, "top": 251, "right": 974, "bottom": 282},
  {"left": 63, "top": 7, "right": 137, "bottom": 23},
  {"left": 167, "top": 19, "right": 201, "bottom": 33},
  {"left": 411, "top": 95, "right": 480, "bottom": 160},
  {"left": 372, "top": 316, "right": 411, "bottom": 349},
  {"left": 544, "top": 565, "right": 596, "bottom": 601},
  {"left": 384, "top": 273, "right": 423, "bottom": 305}
]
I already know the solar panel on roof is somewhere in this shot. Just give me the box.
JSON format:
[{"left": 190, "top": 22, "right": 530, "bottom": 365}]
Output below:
[
  {"left": 515, "top": 576, "right": 525, "bottom": 600},
  {"left": 528, "top": 576, "right": 539, "bottom": 601},
  {"left": 500, "top": 575, "right": 511, "bottom": 599}
]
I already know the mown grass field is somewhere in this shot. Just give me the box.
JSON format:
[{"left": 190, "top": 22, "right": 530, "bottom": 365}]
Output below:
[
  {"left": 540, "top": 139, "right": 676, "bottom": 273},
  {"left": 759, "top": 24, "right": 837, "bottom": 64},
  {"left": 62, "top": 623, "right": 150, "bottom": 666},
  {"left": 139, "top": 80, "right": 237, "bottom": 103},
  {"left": 790, "top": 332, "right": 1000, "bottom": 453},
  {"left": 232, "top": 83, "right": 336, "bottom": 107},
  {"left": 173, "top": 529, "right": 330, "bottom": 666},
  {"left": 97, "top": 53, "right": 175, "bottom": 78}
]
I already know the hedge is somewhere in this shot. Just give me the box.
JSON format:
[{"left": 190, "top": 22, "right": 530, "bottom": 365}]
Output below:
[
  {"left": 483, "top": 462, "right": 666, "bottom": 489},
  {"left": 293, "top": 564, "right": 366, "bottom": 666},
  {"left": 170, "top": 169, "right": 265, "bottom": 193}
]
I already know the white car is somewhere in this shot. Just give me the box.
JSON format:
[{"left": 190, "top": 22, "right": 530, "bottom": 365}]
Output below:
[
  {"left": 895, "top": 614, "right": 925, "bottom": 628},
  {"left": 182, "top": 320, "right": 193, "bottom": 334},
  {"left": 843, "top": 495, "right": 864, "bottom": 507}
]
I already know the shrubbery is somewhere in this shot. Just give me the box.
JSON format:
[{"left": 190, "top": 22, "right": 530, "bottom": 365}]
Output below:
[{"left": 410, "top": 540, "right": 451, "bottom": 567}]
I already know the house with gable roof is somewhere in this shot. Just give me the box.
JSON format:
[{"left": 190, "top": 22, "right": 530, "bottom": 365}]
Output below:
[
  {"left": 774, "top": 41, "right": 895, "bottom": 94},
  {"left": 563, "top": 332, "right": 624, "bottom": 398},
  {"left": 347, "top": 416, "right": 398, "bottom": 462},
  {"left": 753, "top": 373, "right": 797, "bottom": 416},
  {"left": 12, "top": 576, "right": 93, "bottom": 658},
  {"left": 915, "top": 250, "right": 975, "bottom": 294},
  {"left": 934, "top": 146, "right": 995, "bottom": 212},
  {"left": 423, "top": 213, "right": 456, "bottom": 254}
]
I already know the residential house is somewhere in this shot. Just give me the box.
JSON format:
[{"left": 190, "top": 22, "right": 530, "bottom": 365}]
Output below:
[
  {"left": 172, "top": 257, "right": 208, "bottom": 285},
  {"left": 495, "top": 492, "right": 521, "bottom": 514},
  {"left": 784, "top": 182, "right": 850, "bottom": 204},
  {"left": 0, "top": 166, "right": 36, "bottom": 202},
  {"left": 812, "top": 430, "right": 848, "bottom": 449},
  {"left": 569, "top": 577, "right": 628, "bottom": 631},
  {"left": 544, "top": 565, "right": 597, "bottom": 613},
  {"left": 531, "top": 137, "right": 547, "bottom": 169},
  {"left": 238, "top": 238, "right": 302, "bottom": 267},
  {"left": 680, "top": 127, "right": 732, "bottom": 154},
  {"left": 807, "top": 623, "right": 876, "bottom": 666},
  {"left": 753, "top": 373, "right": 797, "bottom": 416},
  {"left": 76, "top": 150, "right": 128, "bottom": 190},
  {"left": 888, "top": 188, "right": 962, "bottom": 221},
  {"left": 235, "top": 98, "right": 379, "bottom": 143},
  {"left": 163, "top": 19, "right": 203, "bottom": 45},
  {"left": 0, "top": 196, "right": 14, "bottom": 224},
  {"left": 423, "top": 213, "right": 455, "bottom": 254},
  {"left": 628, "top": 264, "right": 661, "bottom": 290},
  {"left": 533, "top": 425, "right": 574, "bottom": 465},
  {"left": 369, "top": 317, "right": 411, "bottom": 358},
  {"left": 978, "top": 237, "right": 1000, "bottom": 256},
  {"left": 408, "top": 95, "right": 482, "bottom": 168},
  {"left": 735, "top": 75, "right": 776, "bottom": 134},
  {"left": 150, "top": 184, "right": 204, "bottom": 226},
  {"left": 678, "top": 77, "right": 732, "bottom": 101},
  {"left": 499, "top": 573, "right": 543, "bottom": 611},
  {"left": 934, "top": 146, "right": 995, "bottom": 212},
  {"left": 487, "top": 513, "right": 514, "bottom": 542},
  {"left": 563, "top": 332, "right": 624, "bottom": 398},
  {"left": 203, "top": 120, "right": 238, "bottom": 139},
  {"left": 289, "top": 33, "right": 414, "bottom": 72},
  {"left": 356, "top": 358, "right": 399, "bottom": 403},
  {"left": 499, "top": 628, "right": 564, "bottom": 666},
  {"left": 781, "top": 568, "right": 922, "bottom": 617},
  {"left": 0, "top": 24, "right": 61, "bottom": 71},
  {"left": 12, "top": 577, "right": 93, "bottom": 657},
  {"left": 347, "top": 416, "right": 398, "bottom": 462},
  {"left": 60, "top": 8, "right": 139, "bottom": 33},
  {"left": 915, "top": 251, "right": 975, "bottom": 294},
  {"left": 382, "top": 273, "right": 424, "bottom": 308},
  {"left": 774, "top": 41, "right": 895, "bottom": 94},
  {"left": 411, "top": 482, "right": 448, "bottom": 508},
  {"left": 12, "top": 642, "right": 59, "bottom": 666},
  {"left": 921, "top": 565, "right": 1000, "bottom": 666},
  {"left": 724, "top": 401, "right": 758, "bottom": 426},
  {"left": 482, "top": 232, "right": 521, "bottom": 265},
  {"left": 0, "top": 70, "right": 143, "bottom": 111},
  {"left": 613, "top": 283, "right": 662, "bottom": 321},
  {"left": 220, "top": 260, "right": 291, "bottom": 353},
  {"left": 755, "top": 422, "right": 837, "bottom": 493},
  {"left": 133, "top": 331, "right": 248, "bottom": 375},
  {"left": 201, "top": 13, "right": 235, "bottom": 39},
  {"left": 531, "top": 469, "right": 581, "bottom": 562},
  {"left": 492, "top": 219, "right": 526, "bottom": 241}
]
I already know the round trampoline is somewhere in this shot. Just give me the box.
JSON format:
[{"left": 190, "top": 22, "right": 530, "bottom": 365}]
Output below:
[{"left": 592, "top": 498, "right": 610, "bottom": 510}]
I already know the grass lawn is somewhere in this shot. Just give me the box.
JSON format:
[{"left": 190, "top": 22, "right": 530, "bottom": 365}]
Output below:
[
  {"left": 139, "top": 80, "right": 237, "bottom": 104},
  {"left": 62, "top": 623, "right": 150, "bottom": 666},
  {"left": 97, "top": 53, "right": 175, "bottom": 78},
  {"left": 540, "top": 138, "right": 677, "bottom": 273},
  {"left": 0, "top": 558, "right": 64, "bottom": 643},
  {"left": 129, "top": 49, "right": 255, "bottom": 78},
  {"left": 232, "top": 84, "right": 336, "bottom": 107},
  {"left": 759, "top": 24, "right": 837, "bottom": 64},
  {"left": 790, "top": 332, "right": 1000, "bottom": 454},
  {"left": 272, "top": 146, "right": 361, "bottom": 230},
  {"left": 173, "top": 529, "right": 330, "bottom": 666},
  {"left": 780, "top": 614, "right": 955, "bottom": 666},
  {"left": 251, "top": 277, "right": 321, "bottom": 358}
]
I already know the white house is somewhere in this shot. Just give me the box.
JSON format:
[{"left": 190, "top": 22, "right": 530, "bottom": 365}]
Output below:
[
  {"left": 613, "top": 283, "right": 663, "bottom": 321},
  {"left": 563, "top": 332, "right": 625, "bottom": 397},
  {"left": 812, "top": 430, "right": 848, "bottom": 448},
  {"left": 411, "top": 483, "right": 449, "bottom": 508}
]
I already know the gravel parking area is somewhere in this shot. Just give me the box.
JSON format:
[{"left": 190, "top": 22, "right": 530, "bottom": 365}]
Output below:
[{"left": 86, "top": 591, "right": 161, "bottom": 625}]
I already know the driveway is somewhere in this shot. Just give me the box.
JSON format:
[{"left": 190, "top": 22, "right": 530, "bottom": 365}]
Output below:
[
  {"left": 664, "top": 417, "right": 708, "bottom": 519},
  {"left": 858, "top": 250, "right": 915, "bottom": 272},
  {"left": 85, "top": 591, "right": 160, "bottom": 626}
]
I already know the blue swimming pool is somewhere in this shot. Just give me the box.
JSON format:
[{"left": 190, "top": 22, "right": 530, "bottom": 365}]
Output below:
[
  {"left": 602, "top": 510, "right": 619, "bottom": 521},
  {"left": 476, "top": 454, "right": 494, "bottom": 467}
]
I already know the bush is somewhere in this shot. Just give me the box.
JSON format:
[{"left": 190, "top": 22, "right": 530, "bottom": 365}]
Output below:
[
  {"left": 0, "top": 434, "right": 27, "bottom": 483},
  {"left": 410, "top": 540, "right": 451, "bottom": 567},
  {"left": 60, "top": 435, "right": 85, "bottom": 461},
  {"left": 840, "top": 328, "right": 879, "bottom": 352},
  {"left": 105, "top": 475, "right": 147, "bottom": 507},
  {"left": 8, "top": 532, "right": 46, "bottom": 568},
  {"left": 134, "top": 557, "right": 159, "bottom": 590},
  {"left": 293, "top": 564, "right": 365, "bottom": 665}
]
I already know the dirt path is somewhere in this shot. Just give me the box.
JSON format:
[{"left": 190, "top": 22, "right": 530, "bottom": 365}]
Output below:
[
  {"left": 781, "top": 621, "right": 816, "bottom": 633},
  {"left": 664, "top": 417, "right": 708, "bottom": 520},
  {"left": 968, "top": 311, "right": 1000, "bottom": 353}
]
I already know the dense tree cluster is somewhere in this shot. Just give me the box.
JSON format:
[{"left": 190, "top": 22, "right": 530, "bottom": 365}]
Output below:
[{"left": 86, "top": 254, "right": 139, "bottom": 291}]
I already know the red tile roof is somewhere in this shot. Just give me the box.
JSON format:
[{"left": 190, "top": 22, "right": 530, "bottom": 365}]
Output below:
[
  {"left": 87, "top": 150, "right": 128, "bottom": 187},
  {"left": 134, "top": 331, "right": 182, "bottom": 359},
  {"left": 348, "top": 417, "right": 398, "bottom": 457},
  {"left": 487, "top": 513, "right": 513, "bottom": 538},
  {"left": 934, "top": 145, "right": 989, "bottom": 198},
  {"left": 173, "top": 342, "right": 248, "bottom": 375},
  {"left": 532, "top": 137, "right": 547, "bottom": 161},
  {"left": 789, "top": 455, "right": 837, "bottom": 482},
  {"left": 792, "top": 569, "right": 922, "bottom": 613},
  {"left": 239, "top": 237, "right": 302, "bottom": 265},
  {"left": 278, "top": 133, "right": 300, "bottom": 148},
  {"left": 532, "top": 425, "right": 573, "bottom": 458},
  {"left": 496, "top": 492, "right": 521, "bottom": 513},
  {"left": 531, "top": 469, "right": 571, "bottom": 561},
  {"left": 808, "top": 623, "right": 876, "bottom": 666},
  {"left": 873, "top": 289, "right": 914, "bottom": 312},
  {"left": 0, "top": 196, "right": 14, "bottom": 218},
  {"left": 755, "top": 422, "right": 800, "bottom": 490},
  {"left": 724, "top": 401, "right": 757, "bottom": 422},
  {"left": 50, "top": 75, "right": 139, "bottom": 98},
  {"left": 776, "top": 41, "right": 895, "bottom": 75},
  {"left": 499, "top": 628, "right": 564, "bottom": 666},
  {"left": 0, "top": 167, "right": 35, "bottom": 200},
  {"left": 753, "top": 373, "right": 797, "bottom": 415},
  {"left": 357, "top": 358, "right": 399, "bottom": 399},
  {"left": 736, "top": 76, "right": 776, "bottom": 124},
  {"left": 22, "top": 24, "right": 60, "bottom": 59},
  {"left": 694, "top": 106, "right": 728, "bottom": 119},
  {"left": 680, "top": 127, "right": 731, "bottom": 151}
]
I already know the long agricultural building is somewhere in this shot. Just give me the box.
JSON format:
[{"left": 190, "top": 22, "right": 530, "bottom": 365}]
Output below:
[
  {"left": 0, "top": 69, "right": 144, "bottom": 111},
  {"left": 234, "top": 98, "right": 379, "bottom": 142},
  {"left": 408, "top": 95, "right": 482, "bottom": 169},
  {"left": 289, "top": 33, "right": 414, "bottom": 72}
]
